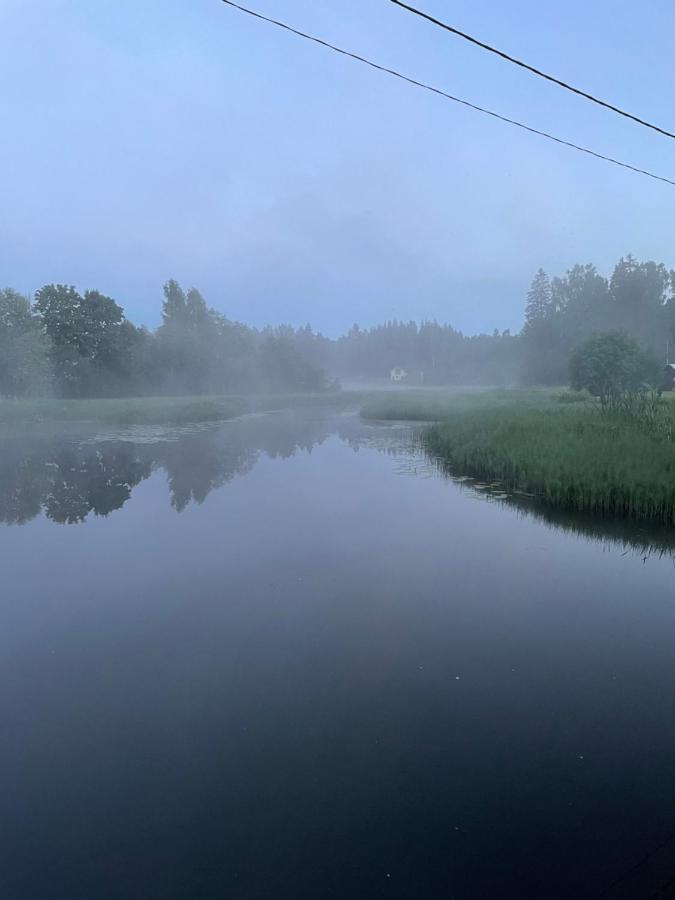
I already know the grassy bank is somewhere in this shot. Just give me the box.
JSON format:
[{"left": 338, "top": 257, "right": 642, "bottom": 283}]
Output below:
[
  {"left": 0, "top": 395, "right": 249, "bottom": 427},
  {"left": 0, "top": 391, "right": 361, "bottom": 428},
  {"left": 426, "top": 405, "right": 675, "bottom": 524},
  {"left": 360, "top": 387, "right": 558, "bottom": 421},
  {"left": 362, "top": 389, "right": 675, "bottom": 525}
]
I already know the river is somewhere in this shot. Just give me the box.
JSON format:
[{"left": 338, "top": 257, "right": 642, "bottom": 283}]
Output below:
[{"left": 0, "top": 407, "right": 673, "bottom": 899}]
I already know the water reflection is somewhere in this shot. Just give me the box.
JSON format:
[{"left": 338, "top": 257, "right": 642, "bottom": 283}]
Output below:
[
  {"left": 1, "top": 411, "right": 673, "bottom": 561},
  {"left": 423, "top": 449, "right": 675, "bottom": 563},
  {"left": 0, "top": 412, "right": 377, "bottom": 526}
]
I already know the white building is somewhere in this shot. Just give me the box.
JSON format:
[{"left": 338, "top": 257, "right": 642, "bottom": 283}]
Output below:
[{"left": 390, "top": 367, "right": 407, "bottom": 383}]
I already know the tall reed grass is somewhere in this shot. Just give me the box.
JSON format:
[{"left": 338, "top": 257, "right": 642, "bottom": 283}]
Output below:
[{"left": 423, "top": 404, "right": 675, "bottom": 524}]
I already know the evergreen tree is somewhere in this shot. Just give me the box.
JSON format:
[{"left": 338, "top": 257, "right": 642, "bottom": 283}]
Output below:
[
  {"left": 524, "top": 269, "right": 553, "bottom": 329},
  {"left": 522, "top": 269, "right": 560, "bottom": 383}
]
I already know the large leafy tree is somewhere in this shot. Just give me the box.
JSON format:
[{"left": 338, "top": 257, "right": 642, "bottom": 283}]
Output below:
[
  {"left": 0, "top": 288, "right": 51, "bottom": 397},
  {"left": 158, "top": 281, "right": 267, "bottom": 394},
  {"left": 609, "top": 256, "right": 670, "bottom": 355},
  {"left": 157, "top": 280, "right": 223, "bottom": 393},
  {"left": 161, "top": 279, "right": 188, "bottom": 328},
  {"left": 552, "top": 264, "right": 610, "bottom": 337},
  {"left": 34, "top": 284, "right": 128, "bottom": 396}
]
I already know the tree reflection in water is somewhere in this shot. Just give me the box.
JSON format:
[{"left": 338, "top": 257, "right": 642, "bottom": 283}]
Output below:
[
  {"left": 0, "top": 440, "right": 153, "bottom": 525},
  {"left": 1, "top": 411, "right": 672, "bottom": 563},
  {"left": 0, "top": 411, "right": 342, "bottom": 526}
]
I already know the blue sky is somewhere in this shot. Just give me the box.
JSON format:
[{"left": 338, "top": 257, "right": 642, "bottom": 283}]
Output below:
[{"left": 2, "top": 0, "right": 674, "bottom": 335}]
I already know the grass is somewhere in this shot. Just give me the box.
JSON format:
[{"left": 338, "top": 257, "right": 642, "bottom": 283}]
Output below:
[
  {"left": 362, "top": 388, "right": 675, "bottom": 525},
  {"left": 0, "top": 395, "right": 249, "bottom": 426},
  {"left": 360, "top": 387, "right": 558, "bottom": 421},
  {"left": 0, "top": 390, "right": 362, "bottom": 428},
  {"left": 426, "top": 405, "right": 675, "bottom": 525}
]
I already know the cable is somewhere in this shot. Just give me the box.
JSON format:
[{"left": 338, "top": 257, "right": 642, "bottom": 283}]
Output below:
[
  {"left": 219, "top": 0, "right": 675, "bottom": 188},
  {"left": 390, "top": 0, "right": 675, "bottom": 142}
]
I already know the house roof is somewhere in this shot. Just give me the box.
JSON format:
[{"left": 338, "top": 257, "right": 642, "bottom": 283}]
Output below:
[{"left": 667, "top": 363, "right": 675, "bottom": 370}]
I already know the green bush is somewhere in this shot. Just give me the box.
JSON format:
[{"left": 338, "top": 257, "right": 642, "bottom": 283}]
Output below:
[{"left": 569, "top": 331, "right": 660, "bottom": 407}]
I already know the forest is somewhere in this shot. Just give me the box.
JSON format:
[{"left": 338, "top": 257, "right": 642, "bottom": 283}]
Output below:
[{"left": 1, "top": 254, "right": 674, "bottom": 398}]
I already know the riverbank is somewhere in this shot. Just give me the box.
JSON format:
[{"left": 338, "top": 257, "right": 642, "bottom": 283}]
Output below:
[
  {"left": 0, "top": 391, "right": 359, "bottom": 428},
  {"left": 362, "top": 389, "right": 675, "bottom": 525}
]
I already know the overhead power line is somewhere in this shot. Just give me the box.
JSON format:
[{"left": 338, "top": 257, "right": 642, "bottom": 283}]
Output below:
[
  {"left": 219, "top": 0, "right": 675, "bottom": 188},
  {"left": 390, "top": 0, "right": 675, "bottom": 142}
]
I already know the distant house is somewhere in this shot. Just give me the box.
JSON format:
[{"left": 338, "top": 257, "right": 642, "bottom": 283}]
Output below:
[
  {"left": 390, "top": 367, "right": 407, "bottom": 383},
  {"left": 660, "top": 363, "right": 675, "bottom": 391}
]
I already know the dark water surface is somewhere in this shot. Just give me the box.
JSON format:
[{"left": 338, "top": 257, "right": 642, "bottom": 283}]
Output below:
[{"left": 1, "top": 409, "right": 674, "bottom": 899}]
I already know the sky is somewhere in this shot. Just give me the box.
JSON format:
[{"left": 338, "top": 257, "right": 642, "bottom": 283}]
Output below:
[{"left": 2, "top": 0, "right": 675, "bottom": 336}]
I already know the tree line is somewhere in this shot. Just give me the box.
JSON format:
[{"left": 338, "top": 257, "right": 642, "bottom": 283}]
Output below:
[
  {"left": 521, "top": 256, "right": 675, "bottom": 385},
  {"left": 275, "top": 254, "right": 675, "bottom": 386},
  {"left": 2, "top": 254, "right": 674, "bottom": 398},
  {"left": 0, "top": 280, "right": 332, "bottom": 398}
]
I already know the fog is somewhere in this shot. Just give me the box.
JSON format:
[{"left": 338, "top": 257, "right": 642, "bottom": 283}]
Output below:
[
  {"left": 1, "top": 253, "right": 672, "bottom": 398},
  {"left": 2, "top": 0, "right": 675, "bottom": 336},
  {"left": 2, "top": 3, "right": 675, "bottom": 899}
]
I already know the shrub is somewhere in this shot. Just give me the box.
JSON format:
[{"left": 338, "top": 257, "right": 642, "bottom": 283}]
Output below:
[{"left": 569, "top": 331, "right": 660, "bottom": 408}]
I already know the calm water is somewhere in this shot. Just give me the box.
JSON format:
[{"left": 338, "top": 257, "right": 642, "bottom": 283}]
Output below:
[{"left": 1, "top": 408, "right": 674, "bottom": 899}]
